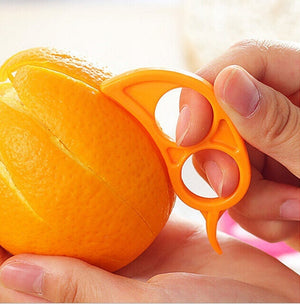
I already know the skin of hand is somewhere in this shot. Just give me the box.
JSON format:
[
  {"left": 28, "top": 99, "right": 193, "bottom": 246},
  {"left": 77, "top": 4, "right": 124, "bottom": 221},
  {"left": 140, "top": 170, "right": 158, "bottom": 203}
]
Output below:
[
  {"left": 0, "top": 39, "right": 299, "bottom": 302},
  {"left": 176, "top": 39, "right": 300, "bottom": 250},
  {"left": 0, "top": 216, "right": 299, "bottom": 302}
]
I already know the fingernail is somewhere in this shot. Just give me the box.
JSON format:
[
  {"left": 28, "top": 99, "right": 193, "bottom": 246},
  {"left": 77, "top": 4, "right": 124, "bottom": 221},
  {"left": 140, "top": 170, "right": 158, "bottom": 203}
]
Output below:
[
  {"left": 280, "top": 199, "right": 300, "bottom": 220},
  {"left": 176, "top": 106, "right": 191, "bottom": 146},
  {"left": 0, "top": 262, "right": 44, "bottom": 295},
  {"left": 221, "top": 68, "right": 260, "bottom": 117},
  {"left": 203, "top": 161, "right": 223, "bottom": 197}
]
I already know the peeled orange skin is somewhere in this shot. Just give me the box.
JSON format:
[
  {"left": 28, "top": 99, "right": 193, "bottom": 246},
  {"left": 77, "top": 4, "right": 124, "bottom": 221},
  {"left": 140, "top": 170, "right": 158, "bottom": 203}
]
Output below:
[{"left": 0, "top": 48, "right": 175, "bottom": 272}]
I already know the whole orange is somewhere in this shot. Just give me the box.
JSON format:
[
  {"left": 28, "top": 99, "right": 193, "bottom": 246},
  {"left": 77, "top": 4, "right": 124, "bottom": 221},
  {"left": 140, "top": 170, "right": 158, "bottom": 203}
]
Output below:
[{"left": 0, "top": 48, "right": 175, "bottom": 271}]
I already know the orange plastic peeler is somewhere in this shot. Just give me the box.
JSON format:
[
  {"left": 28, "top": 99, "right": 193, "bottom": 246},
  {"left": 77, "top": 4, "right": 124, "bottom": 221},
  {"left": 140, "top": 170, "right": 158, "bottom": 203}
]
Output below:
[{"left": 101, "top": 68, "right": 251, "bottom": 254}]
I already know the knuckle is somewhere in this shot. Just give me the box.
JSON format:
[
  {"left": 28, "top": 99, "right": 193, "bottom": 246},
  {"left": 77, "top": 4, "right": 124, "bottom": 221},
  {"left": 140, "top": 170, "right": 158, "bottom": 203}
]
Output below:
[
  {"left": 59, "top": 270, "right": 81, "bottom": 302},
  {"left": 261, "top": 91, "right": 299, "bottom": 147},
  {"left": 262, "top": 233, "right": 283, "bottom": 243},
  {"left": 262, "top": 91, "right": 287, "bottom": 141},
  {"left": 228, "top": 39, "right": 269, "bottom": 78},
  {"left": 229, "top": 38, "right": 269, "bottom": 55},
  {"left": 230, "top": 38, "right": 258, "bottom": 51},
  {"left": 261, "top": 222, "right": 287, "bottom": 242},
  {"left": 259, "top": 221, "right": 297, "bottom": 243}
]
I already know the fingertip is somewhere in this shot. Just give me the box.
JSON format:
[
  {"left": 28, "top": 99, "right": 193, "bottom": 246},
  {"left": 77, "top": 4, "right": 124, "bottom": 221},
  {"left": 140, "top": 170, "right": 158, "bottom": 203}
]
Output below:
[
  {"left": 214, "top": 65, "right": 241, "bottom": 102},
  {"left": 193, "top": 150, "right": 240, "bottom": 197},
  {"left": 0, "top": 257, "right": 44, "bottom": 299},
  {"left": 215, "top": 65, "right": 261, "bottom": 118},
  {"left": 176, "top": 105, "right": 191, "bottom": 146},
  {"left": 176, "top": 88, "right": 213, "bottom": 146},
  {"left": 202, "top": 160, "right": 223, "bottom": 197}
]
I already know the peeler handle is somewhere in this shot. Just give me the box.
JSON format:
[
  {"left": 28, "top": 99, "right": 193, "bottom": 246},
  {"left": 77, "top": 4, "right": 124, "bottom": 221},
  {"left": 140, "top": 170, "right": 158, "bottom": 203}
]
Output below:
[{"left": 101, "top": 68, "right": 251, "bottom": 253}]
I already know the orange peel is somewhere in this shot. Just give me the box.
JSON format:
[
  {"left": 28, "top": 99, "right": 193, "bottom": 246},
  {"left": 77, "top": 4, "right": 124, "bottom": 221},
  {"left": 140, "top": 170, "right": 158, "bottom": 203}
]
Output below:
[{"left": 0, "top": 48, "right": 175, "bottom": 271}]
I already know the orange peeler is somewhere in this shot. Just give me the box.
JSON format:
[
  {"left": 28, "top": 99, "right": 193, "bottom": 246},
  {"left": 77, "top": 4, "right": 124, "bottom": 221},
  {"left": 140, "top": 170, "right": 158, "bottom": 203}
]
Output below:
[{"left": 101, "top": 68, "right": 251, "bottom": 254}]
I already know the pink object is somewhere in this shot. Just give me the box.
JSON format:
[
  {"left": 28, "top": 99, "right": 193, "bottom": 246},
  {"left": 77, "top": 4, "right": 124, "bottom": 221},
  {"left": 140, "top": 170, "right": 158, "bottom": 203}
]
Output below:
[{"left": 219, "top": 211, "right": 295, "bottom": 257}]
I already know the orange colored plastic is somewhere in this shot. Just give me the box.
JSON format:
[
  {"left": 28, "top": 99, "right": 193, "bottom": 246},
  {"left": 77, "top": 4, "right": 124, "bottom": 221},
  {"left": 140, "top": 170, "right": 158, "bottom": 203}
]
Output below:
[{"left": 101, "top": 68, "right": 251, "bottom": 253}]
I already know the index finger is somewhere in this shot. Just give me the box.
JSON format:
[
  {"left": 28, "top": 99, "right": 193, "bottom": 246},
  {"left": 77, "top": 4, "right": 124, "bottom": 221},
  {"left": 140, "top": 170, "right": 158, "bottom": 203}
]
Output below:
[
  {"left": 177, "top": 39, "right": 300, "bottom": 145},
  {"left": 196, "top": 39, "right": 300, "bottom": 97}
]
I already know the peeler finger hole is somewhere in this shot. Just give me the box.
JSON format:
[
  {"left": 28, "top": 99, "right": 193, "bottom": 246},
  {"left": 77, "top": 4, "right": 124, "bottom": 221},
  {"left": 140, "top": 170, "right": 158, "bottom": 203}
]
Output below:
[
  {"left": 192, "top": 149, "right": 240, "bottom": 198},
  {"left": 181, "top": 155, "right": 218, "bottom": 198},
  {"left": 155, "top": 87, "right": 213, "bottom": 144},
  {"left": 155, "top": 87, "right": 181, "bottom": 142}
]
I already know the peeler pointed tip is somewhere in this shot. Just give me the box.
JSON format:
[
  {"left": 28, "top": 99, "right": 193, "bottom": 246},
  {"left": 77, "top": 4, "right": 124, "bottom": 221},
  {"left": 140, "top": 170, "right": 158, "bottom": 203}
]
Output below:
[{"left": 206, "top": 211, "right": 223, "bottom": 254}]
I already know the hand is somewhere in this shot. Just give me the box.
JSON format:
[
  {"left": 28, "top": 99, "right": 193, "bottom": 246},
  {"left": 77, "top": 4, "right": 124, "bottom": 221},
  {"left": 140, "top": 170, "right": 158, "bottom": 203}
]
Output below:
[
  {"left": 176, "top": 39, "right": 300, "bottom": 249},
  {"left": 0, "top": 217, "right": 299, "bottom": 302}
]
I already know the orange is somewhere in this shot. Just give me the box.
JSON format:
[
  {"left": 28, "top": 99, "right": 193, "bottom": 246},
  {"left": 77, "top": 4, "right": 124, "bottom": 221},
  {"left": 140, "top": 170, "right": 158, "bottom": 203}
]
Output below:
[{"left": 0, "top": 48, "right": 175, "bottom": 272}]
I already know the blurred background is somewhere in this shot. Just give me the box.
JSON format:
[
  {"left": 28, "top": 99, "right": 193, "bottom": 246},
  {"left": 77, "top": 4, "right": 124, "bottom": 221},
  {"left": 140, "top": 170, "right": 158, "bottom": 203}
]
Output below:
[{"left": 0, "top": 0, "right": 299, "bottom": 273}]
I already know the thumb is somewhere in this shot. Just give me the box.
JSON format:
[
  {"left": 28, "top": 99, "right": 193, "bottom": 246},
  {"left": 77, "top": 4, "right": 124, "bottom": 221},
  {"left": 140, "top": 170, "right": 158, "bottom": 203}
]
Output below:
[
  {"left": 214, "top": 65, "right": 300, "bottom": 178},
  {"left": 0, "top": 254, "right": 158, "bottom": 302},
  {"left": 0, "top": 254, "right": 290, "bottom": 303}
]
